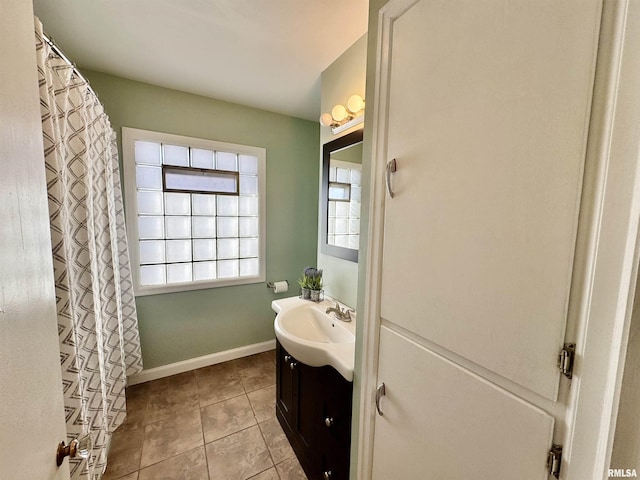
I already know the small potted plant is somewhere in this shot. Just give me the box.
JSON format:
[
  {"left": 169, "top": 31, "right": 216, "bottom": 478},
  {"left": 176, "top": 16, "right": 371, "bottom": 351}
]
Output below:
[
  {"left": 306, "top": 267, "right": 323, "bottom": 302},
  {"left": 298, "top": 269, "right": 311, "bottom": 299},
  {"left": 298, "top": 267, "right": 323, "bottom": 301}
]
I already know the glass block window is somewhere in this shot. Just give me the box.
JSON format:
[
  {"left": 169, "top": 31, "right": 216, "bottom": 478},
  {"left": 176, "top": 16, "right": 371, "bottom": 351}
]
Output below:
[
  {"left": 122, "top": 128, "right": 266, "bottom": 295},
  {"left": 328, "top": 161, "right": 361, "bottom": 250}
]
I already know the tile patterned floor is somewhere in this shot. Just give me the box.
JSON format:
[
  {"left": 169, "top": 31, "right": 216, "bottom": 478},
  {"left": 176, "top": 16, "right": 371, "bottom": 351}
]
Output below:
[{"left": 103, "top": 351, "right": 308, "bottom": 480}]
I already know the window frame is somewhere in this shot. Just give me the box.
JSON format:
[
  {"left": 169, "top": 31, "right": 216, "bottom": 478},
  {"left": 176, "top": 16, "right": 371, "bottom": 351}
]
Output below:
[
  {"left": 162, "top": 165, "right": 240, "bottom": 195},
  {"left": 122, "top": 127, "right": 266, "bottom": 296},
  {"left": 328, "top": 181, "right": 352, "bottom": 202}
]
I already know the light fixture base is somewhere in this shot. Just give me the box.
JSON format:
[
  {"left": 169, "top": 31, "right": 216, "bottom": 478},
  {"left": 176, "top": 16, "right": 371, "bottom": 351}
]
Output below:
[{"left": 331, "top": 114, "right": 364, "bottom": 135}]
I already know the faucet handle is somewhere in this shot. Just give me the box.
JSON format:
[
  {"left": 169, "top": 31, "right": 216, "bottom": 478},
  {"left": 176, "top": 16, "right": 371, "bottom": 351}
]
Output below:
[{"left": 344, "top": 308, "right": 354, "bottom": 321}]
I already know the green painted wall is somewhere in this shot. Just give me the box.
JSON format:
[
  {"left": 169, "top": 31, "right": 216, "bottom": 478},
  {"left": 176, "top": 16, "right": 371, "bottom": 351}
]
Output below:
[
  {"left": 83, "top": 70, "right": 320, "bottom": 369},
  {"left": 317, "top": 34, "right": 368, "bottom": 310},
  {"left": 332, "top": 143, "right": 363, "bottom": 164}
]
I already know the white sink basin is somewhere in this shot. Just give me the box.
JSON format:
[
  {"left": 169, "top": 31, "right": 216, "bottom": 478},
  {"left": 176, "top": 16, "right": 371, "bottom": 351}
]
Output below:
[{"left": 272, "top": 297, "right": 356, "bottom": 381}]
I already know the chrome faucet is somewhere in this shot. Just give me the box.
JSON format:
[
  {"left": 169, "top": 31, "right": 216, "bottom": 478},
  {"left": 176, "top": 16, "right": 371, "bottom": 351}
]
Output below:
[{"left": 325, "top": 302, "right": 354, "bottom": 322}]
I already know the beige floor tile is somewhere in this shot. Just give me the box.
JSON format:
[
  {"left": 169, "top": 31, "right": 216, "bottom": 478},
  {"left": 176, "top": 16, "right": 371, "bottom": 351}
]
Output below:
[
  {"left": 206, "top": 425, "right": 273, "bottom": 480},
  {"left": 202, "top": 394, "right": 257, "bottom": 443},
  {"left": 194, "top": 359, "right": 238, "bottom": 379},
  {"left": 108, "top": 355, "right": 296, "bottom": 480},
  {"left": 120, "top": 384, "right": 150, "bottom": 431},
  {"left": 102, "top": 427, "right": 144, "bottom": 479},
  {"left": 145, "top": 372, "right": 199, "bottom": 424},
  {"left": 149, "top": 371, "right": 196, "bottom": 391},
  {"left": 195, "top": 362, "right": 245, "bottom": 407},
  {"left": 259, "top": 417, "right": 295, "bottom": 465},
  {"left": 266, "top": 349, "right": 276, "bottom": 365},
  {"left": 247, "top": 385, "right": 276, "bottom": 423},
  {"left": 138, "top": 446, "right": 208, "bottom": 480},
  {"left": 238, "top": 360, "right": 276, "bottom": 393},
  {"left": 105, "top": 472, "right": 138, "bottom": 480},
  {"left": 233, "top": 352, "right": 273, "bottom": 370},
  {"left": 127, "top": 382, "right": 151, "bottom": 400},
  {"left": 248, "top": 467, "right": 279, "bottom": 480},
  {"left": 140, "top": 409, "right": 203, "bottom": 468},
  {"left": 276, "top": 456, "right": 308, "bottom": 480}
]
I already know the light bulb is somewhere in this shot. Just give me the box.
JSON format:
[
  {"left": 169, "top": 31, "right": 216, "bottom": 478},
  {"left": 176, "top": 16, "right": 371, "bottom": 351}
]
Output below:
[
  {"left": 331, "top": 104, "right": 348, "bottom": 122},
  {"left": 347, "top": 94, "right": 364, "bottom": 114},
  {"left": 319, "top": 113, "right": 333, "bottom": 127}
]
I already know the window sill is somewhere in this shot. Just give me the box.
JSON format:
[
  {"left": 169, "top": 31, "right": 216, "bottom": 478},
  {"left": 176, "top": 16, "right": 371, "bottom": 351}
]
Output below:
[{"left": 134, "top": 274, "right": 266, "bottom": 296}]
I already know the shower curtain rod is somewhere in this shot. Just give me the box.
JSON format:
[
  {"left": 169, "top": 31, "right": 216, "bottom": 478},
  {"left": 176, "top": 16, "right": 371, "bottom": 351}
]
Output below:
[{"left": 42, "top": 33, "right": 97, "bottom": 99}]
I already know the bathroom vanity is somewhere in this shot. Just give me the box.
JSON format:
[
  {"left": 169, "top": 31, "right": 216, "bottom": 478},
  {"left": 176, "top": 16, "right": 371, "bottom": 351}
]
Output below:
[
  {"left": 276, "top": 340, "right": 352, "bottom": 480},
  {"left": 272, "top": 297, "right": 355, "bottom": 480}
]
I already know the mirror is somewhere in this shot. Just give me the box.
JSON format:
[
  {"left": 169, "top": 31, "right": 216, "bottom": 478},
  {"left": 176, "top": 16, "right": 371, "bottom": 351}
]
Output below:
[{"left": 320, "top": 129, "right": 363, "bottom": 263}]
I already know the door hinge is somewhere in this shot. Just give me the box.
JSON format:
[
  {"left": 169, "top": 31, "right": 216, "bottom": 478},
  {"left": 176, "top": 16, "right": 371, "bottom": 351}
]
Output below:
[
  {"left": 558, "top": 343, "right": 575, "bottom": 379},
  {"left": 547, "top": 444, "right": 563, "bottom": 478}
]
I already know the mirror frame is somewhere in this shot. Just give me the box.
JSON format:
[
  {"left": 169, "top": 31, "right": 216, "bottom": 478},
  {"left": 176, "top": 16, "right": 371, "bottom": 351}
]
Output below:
[{"left": 320, "top": 129, "right": 363, "bottom": 263}]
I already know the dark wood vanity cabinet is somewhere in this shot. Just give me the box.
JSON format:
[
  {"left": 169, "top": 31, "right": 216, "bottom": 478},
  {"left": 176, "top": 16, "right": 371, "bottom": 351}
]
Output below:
[{"left": 276, "top": 340, "right": 353, "bottom": 480}]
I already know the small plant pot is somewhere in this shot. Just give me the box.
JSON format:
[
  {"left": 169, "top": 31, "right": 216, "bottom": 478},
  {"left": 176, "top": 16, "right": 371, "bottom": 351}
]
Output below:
[
  {"left": 310, "top": 289, "right": 323, "bottom": 302},
  {"left": 300, "top": 287, "right": 311, "bottom": 300}
]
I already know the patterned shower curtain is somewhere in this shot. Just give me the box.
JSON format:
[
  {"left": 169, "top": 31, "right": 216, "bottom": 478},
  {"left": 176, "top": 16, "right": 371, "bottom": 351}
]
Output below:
[{"left": 35, "top": 19, "right": 143, "bottom": 480}]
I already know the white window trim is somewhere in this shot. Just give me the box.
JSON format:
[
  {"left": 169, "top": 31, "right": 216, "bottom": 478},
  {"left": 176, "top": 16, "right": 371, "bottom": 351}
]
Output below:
[{"left": 122, "top": 127, "right": 266, "bottom": 296}]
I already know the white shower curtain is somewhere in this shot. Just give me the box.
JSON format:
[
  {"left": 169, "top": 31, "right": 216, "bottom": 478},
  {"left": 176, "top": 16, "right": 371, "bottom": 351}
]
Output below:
[{"left": 35, "top": 19, "right": 143, "bottom": 480}]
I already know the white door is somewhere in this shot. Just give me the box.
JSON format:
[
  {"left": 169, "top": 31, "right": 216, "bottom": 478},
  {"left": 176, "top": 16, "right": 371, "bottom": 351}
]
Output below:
[
  {"left": 0, "top": 1, "right": 70, "bottom": 479},
  {"left": 369, "top": 0, "right": 602, "bottom": 478}
]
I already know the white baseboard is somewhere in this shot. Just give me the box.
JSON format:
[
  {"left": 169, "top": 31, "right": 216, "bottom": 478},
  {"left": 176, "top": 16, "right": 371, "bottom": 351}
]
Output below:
[{"left": 127, "top": 339, "right": 276, "bottom": 385}]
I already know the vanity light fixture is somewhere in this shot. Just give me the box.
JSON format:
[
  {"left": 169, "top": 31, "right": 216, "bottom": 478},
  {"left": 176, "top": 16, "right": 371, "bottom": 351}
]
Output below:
[{"left": 320, "top": 94, "right": 365, "bottom": 134}]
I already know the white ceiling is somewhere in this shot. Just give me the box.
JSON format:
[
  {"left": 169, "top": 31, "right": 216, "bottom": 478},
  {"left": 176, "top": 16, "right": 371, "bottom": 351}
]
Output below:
[{"left": 32, "top": 0, "right": 369, "bottom": 121}]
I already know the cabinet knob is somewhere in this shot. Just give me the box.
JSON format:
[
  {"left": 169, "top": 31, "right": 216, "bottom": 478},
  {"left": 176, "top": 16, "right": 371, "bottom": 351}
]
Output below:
[
  {"left": 324, "top": 417, "right": 334, "bottom": 427},
  {"left": 290, "top": 361, "right": 297, "bottom": 370},
  {"left": 323, "top": 471, "right": 333, "bottom": 480},
  {"left": 284, "top": 355, "right": 291, "bottom": 363}
]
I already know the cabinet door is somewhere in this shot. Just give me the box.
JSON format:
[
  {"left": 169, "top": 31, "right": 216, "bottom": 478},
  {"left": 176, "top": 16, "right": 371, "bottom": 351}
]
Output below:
[
  {"left": 370, "top": 0, "right": 601, "bottom": 478},
  {"left": 379, "top": 0, "right": 599, "bottom": 400},
  {"left": 373, "top": 327, "right": 554, "bottom": 479},
  {"left": 318, "top": 368, "right": 353, "bottom": 480},
  {"left": 295, "top": 362, "right": 321, "bottom": 459},
  {"left": 276, "top": 341, "right": 297, "bottom": 428}
]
